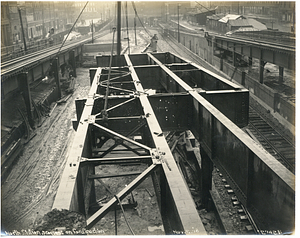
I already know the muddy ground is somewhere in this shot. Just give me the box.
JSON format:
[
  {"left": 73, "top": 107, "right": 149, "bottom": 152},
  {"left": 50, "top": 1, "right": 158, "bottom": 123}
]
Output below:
[
  {"left": 1, "top": 68, "right": 91, "bottom": 233},
  {"left": 2, "top": 27, "right": 288, "bottom": 235}
]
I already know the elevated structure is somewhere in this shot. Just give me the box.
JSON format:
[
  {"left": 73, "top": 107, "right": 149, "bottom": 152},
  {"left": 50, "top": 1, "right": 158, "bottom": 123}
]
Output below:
[
  {"left": 205, "top": 33, "right": 295, "bottom": 84},
  {"left": 53, "top": 52, "right": 294, "bottom": 234}
]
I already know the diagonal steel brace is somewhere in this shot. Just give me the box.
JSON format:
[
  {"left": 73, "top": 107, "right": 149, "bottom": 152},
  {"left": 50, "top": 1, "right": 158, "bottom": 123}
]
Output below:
[
  {"left": 92, "top": 122, "right": 152, "bottom": 151},
  {"left": 86, "top": 163, "right": 159, "bottom": 229}
]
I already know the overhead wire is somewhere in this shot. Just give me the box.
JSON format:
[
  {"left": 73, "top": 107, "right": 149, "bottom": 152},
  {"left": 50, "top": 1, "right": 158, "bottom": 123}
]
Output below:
[
  {"left": 195, "top": 1, "right": 222, "bottom": 20},
  {"left": 125, "top": 1, "right": 130, "bottom": 54},
  {"left": 55, "top": 1, "right": 89, "bottom": 57},
  {"left": 44, "top": 1, "right": 89, "bottom": 79},
  {"left": 131, "top": 1, "right": 153, "bottom": 38}
]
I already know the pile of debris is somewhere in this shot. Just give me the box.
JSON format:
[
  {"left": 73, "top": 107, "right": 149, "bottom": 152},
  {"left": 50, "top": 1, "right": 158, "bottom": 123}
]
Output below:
[{"left": 34, "top": 209, "right": 86, "bottom": 233}]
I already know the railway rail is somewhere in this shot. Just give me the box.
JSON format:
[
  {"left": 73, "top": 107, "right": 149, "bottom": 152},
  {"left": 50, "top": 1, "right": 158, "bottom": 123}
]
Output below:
[
  {"left": 159, "top": 22, "right": 295, "bottom": 53},
  {"left": 229, "top": 31, "right": 295, "bottom": 47},
  {"left": 247, "top": 106, "right": 295, "bottom": 174},
  {"left": 1, "top": 22, "right": 112, "bottom": 77},
  {"left": 212, "top": 33, "right": 295, "bottom": 52}
]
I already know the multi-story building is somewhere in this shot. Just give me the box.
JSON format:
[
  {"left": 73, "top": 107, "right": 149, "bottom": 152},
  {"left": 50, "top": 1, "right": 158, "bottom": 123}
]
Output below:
[
  {"left": 1, "top": 1, "right": 25, "bottom": 49},
  {"left": 213, "top": 1, "right": 295, "bottom": 24},
  {"left": 74, "top": 1, "right": 114, "bottom": 23},
  {"left": 1, "top": 1, "right": 76, "bottom": 51},
  {"left": 1, "top": 2, "right": 13, "bottom": 47}
]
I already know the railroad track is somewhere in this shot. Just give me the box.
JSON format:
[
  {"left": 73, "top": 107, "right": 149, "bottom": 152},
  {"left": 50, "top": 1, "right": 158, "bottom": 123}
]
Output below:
[
  {"left": 1, "top": 21, "right": 112, "bottom": 77},
  {"left": 229, "top": 33, "right": 295, "bottom": 49},
  {"left": 247, "top": 106, "right": 295, "bottom": 173},
  {"left": 214, "top": 34, "right": 295, "bottom": 52}
]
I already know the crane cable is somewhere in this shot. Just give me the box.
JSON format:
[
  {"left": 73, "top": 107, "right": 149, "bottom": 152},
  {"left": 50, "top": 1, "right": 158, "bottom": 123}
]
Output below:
[
  {"left": 48, "top": 1, "right": 89, "bottom": 78},
  {"left": 55, "top": 1, "right": 89, "bottom": 57},
  {"left": 131, "top": 1, "right": 153, "bottom": 38},
  {"left": 102, "top": 27, "right": 116, "bottom": 119},
  {"left": 125, "top": 1, "right": 130, "bottom": 54}
]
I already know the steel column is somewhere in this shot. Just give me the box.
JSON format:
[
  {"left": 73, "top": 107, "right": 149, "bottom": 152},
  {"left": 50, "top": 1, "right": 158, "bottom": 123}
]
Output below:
[
  {"left": 53, "top": 58, "right": 62, "bottom": 99},
  {"left": 69, "top": 50, "right": 77, "bottom": 77},
  {"left": 279, "top": 66, "right": 284, "bottom": 84},
  {"left": 117, "top": 1, "right": 121, "bottom": 56},
  {"left": 200, "top": 146, "right": 213, "bottom": 207},
  {"left": 17, "top": 72, "right": 34, "bottom": 128}
]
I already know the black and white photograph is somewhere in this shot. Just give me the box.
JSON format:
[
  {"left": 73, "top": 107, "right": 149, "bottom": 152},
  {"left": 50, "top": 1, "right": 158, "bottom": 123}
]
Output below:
[{"left": 1, "top": 0, "right": 296, "bottom": 235}]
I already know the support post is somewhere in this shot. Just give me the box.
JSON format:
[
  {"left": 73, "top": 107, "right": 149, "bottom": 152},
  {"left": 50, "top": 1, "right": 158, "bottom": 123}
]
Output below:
[
  {"left": 69, "top": 50, "right": 77, "bottom": 77},
  {"left": 18, "top": 72, "right": 34, "bottom": 128},
  {"left": 177, "top": 4, "right": 180, "bottom": 43},
  {"left": 200, "top": 146, "right": 213, "bottom": 208},
  {"left": 53, "top": 58, "right": 62, "bottom": 99},
  {"left": 259, "top": 50, "right": 265, "bottom": 84},
  {"left": 242, "top": 71, "right": 246, "bottom": 86},
  {"left": 232, "top": 44, "right": 237, "bottom": 67},
  {"left": 134, "top": 16, "right": 137, "bottom": 46},
  {"left": 91, "top": 20, "right": 94, "bottom": 44},
  {"left": 259, "top": 59, "right": 265, "bottom": 84},
  {"left": 220, "top": 58, "right": 223, "bottom": 71},
  {"left": 18, "top": 7, "right": 27, "bottom": 52},
  {"left": 279, "top": 66, "right": 284, "bottom": 84},
  {"left": 248, "top": 56, "right": 252, "bottom": 66},
  {"left": 117, "top": 1, "right": 121, "bottom": 56}
]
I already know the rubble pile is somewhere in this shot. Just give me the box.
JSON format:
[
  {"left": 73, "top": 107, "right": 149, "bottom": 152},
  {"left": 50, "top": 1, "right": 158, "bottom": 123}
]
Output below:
[{"left": 34, "top": 209, "right": 86, "bottom": 232}]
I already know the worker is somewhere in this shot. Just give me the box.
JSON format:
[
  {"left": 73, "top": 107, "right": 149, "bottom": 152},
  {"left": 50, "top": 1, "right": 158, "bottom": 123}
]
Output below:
[{"left": 151, "top": 34, "right": 158, "bottom": 52}]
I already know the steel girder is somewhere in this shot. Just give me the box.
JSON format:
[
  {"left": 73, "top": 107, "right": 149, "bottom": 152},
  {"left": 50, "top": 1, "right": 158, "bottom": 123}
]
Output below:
[
  {"left": 145, "top": 52, "right": 294, "bottom": 233},
  {"left": 53, "top": 54, "right": 207, "bottom": 234},
  {"left": 53, "top": 51, "right": 294, "bottom": 233}
]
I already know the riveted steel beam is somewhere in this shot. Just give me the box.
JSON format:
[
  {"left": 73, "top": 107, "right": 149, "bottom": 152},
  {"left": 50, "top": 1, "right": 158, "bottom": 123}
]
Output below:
[
  {"left": 86, "top": 164, "right": 159, "bottom": 229},
  {"left": 92, "top": 123, "right": 152, "bottom": 152},
  {"left": 124, "top": 54, "right": 206, "bottom": 234}
]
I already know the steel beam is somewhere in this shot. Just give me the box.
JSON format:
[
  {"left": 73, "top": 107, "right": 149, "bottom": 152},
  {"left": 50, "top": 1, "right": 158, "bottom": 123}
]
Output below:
[
  {"left": 53, "top": 58, "right": 62, "bottom": 99},
  {"left": 83, "top": 155, "right": 152, "bottom": 162},
  {"left": 17, "top": 72, "right": 35, "bottom": 128},
  {"left": 147, "top": 52, "right": 294, "bottom": 232},
  {"left": 124, "top": 54, "right": 206, "bottom": 234},
  {"left": 213, "top": 35, "right": 295, "bottom": 70},
  {"left": 52, "top": 68, "right": 102, "bottom": 211},
  {"left": 86, "top": 164, "right": 158, "bottom": 229},
  {"left": 88, "top": 171, "right": 143, "bottom": 179},
  {"left": 92, "top": 123, "right": 151, "bottom": 151}
]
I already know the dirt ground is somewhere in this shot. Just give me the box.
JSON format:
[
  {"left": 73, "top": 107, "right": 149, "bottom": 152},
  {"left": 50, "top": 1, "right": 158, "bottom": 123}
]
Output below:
[
  {"left": 1, "top": 68, "right": 91, "bottom": 233},
  {"left": 1, "top": 30, "right": 163, "bottom": 235},
  {"left": 2, "top": 27, "right": 284, "bottom": 235}
]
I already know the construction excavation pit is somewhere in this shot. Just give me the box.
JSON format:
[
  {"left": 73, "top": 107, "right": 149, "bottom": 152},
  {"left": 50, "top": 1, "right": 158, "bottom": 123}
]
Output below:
[
  {"left": 20, "top": 52, "right": 290, "bottom": 235},
  {"left": 1, "top": 1, "right": 295, "bottom": 235}
]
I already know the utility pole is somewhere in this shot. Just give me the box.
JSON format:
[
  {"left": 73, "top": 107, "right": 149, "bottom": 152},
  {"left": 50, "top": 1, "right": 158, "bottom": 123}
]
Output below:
[
  {"left": 117, "top": 1, "right": 121, "bottom": 56},
  {"left": 91, "top": 19, "right": 94, "bottom": 43},
  {"left": 134, "top": 16, "right": 137, "bottom": 46},
  {"left": 178, "top": 4, "right": 180, "bottom": 43},
  {"left": 125, "top": 1, "right": 130, "bottom": 54},
  {"left": 18, "top": 7, "right": 27, "bottom": 52}
]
